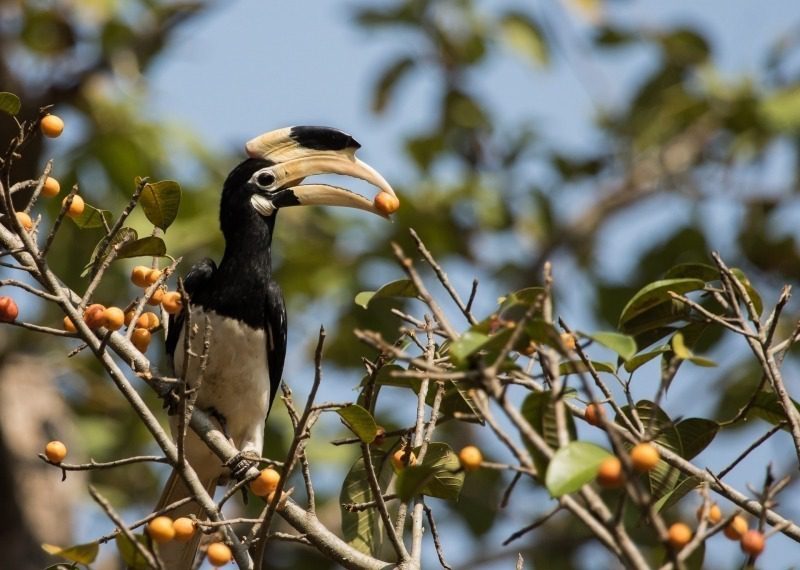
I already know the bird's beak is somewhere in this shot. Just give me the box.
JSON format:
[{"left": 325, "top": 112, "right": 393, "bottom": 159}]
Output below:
[{"left": 246, "top": 126, "right": 397, "bottom": 217}]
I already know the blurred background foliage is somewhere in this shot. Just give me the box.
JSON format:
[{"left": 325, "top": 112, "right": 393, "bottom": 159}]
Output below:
[{"left": 1, "top": 0, "right": 800, "bottom": 568}]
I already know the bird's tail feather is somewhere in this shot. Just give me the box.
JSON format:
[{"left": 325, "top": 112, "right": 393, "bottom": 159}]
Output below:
[{"left": 155, "top": 469, "right": 218, "bottom": 570}]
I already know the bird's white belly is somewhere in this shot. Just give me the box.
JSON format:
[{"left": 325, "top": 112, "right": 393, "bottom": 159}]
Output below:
[{"left": 172, "top": 308, "right": 270, "bottom": 453}]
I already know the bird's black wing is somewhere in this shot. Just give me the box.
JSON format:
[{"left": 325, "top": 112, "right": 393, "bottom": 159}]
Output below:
[
  {"left": 264, "top": 279, "right": 287, "bottom": 411},
  {"left": 166, "top": 257, "right": 217, "bottom": 365}
]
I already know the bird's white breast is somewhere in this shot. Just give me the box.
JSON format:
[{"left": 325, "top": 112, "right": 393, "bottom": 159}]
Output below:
[{"left": 173, "top": 308, "right": 270, "bottom": 451}]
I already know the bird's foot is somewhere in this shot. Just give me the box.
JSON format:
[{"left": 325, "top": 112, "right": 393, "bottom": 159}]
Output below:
[{"left": 225, "top": 450, "right": 261, "bottom": 482}]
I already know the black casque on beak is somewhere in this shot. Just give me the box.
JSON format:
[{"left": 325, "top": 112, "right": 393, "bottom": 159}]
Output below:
[{"left": 245, "top": 126, "right": 397, "bottom": 218}]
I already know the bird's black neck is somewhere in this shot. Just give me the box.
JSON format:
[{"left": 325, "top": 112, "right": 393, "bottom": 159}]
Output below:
[{"left": 204, "top": 212, "right": 276, "bottom": 329}]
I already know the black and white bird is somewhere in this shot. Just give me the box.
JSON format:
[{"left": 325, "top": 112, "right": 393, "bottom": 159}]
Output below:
[{"left": 156, "top": 126, "right": 395, "bottom": 568}]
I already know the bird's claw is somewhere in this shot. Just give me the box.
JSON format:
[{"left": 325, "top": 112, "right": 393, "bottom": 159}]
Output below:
[{"left": 225, "top": 450, "right": 261, "bottom": 482}]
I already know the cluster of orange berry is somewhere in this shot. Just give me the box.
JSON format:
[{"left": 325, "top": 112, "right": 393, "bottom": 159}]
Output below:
[{"left": 146, "top": 516, "right": 231, "bottom": 566}]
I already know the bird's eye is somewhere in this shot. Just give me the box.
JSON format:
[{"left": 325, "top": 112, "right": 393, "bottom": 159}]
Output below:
[{"left": 256, "top": 172, "right": 276, "bottom": 187}]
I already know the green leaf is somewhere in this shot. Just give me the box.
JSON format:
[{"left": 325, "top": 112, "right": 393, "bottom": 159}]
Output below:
[
  {"left": 500, "top": 12, "right": 549, "bottom": 66},
  {"left": 623, "top": 345, "right": 670, "bottom": 373},
  {"left": 653, "top": 475, "right": 702, "bottom": 512},
  {"left": 115, "top": 534, "right": 150, "bottom": 570},
  {"left": 584, "top": 331, "right": 637, "bottom": 361},
  {"left": 559, "top": 360, "right": 616, "bottom": 375},
  {"left": 82, "top": 227, "right": 138, "bottom": 277},
  {"left": 116, "top": 236, "right": 166, "bottom": 259},
  {"left": 619, "top": 278, "right": 705, "bottom": 327},
  {"left": 336, "top": 404, "right": 379, "bottom": 443},
  {"left": 731, "top": 268, "right": 763, "bottom": 316},
  {"left": 676, "top": 418, "right": 718, "bottom": 460},
  {"left": 748, "top": 391, "right": 800, "bottom": 428},
  {"left": 340, "top": 450, "right": 394, "bottom": 556},
  {"left": 140, "top": 180, "right": 181, "bottom": 231},
  {"left": 620, "top": 300, "right": 691, "bottom": 336},
  {"left": 432, "top": 381, "right": 484, "bottom": 424},
  {"left": 0, "top": 92, "right": 21, "bottom": 115},
  {"left": 521, "top": 391, "right": 577, "bottom": 477},
  {"left": 449, "top": 331, "right": 490, "bottom": 363},
  {"left": 761, "top": 85, "right": 800, "bottom": 132},
  {"left": 69, "top": 204, "right": 113, "bottom": 230},
  {"left": 617, "top": 401, "right": 681, "bottom": 498},
  {"left": 42, "top": 541, "right": 99, "bottom": 564},
  {"left": 395, "top": 442, "right": 464, "bottom": 501},
  {"left": 545, "top": 442, "right": 611, "bottom": 497},
  {"left": 670, "top": 332, "right": 716, "bottom": 367},
  {"left": 664, "top": 263, "right": 719, "bottom": 281},
  {"left": 355, "top": 279, "right": 419, "bottom": 308}
]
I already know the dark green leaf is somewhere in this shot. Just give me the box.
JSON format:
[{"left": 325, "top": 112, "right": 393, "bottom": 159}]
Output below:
[
  {"left": 69, "top": 204, "right": 113, "bottom": 230},
  {"left": 653, "top": 476, "right": 702, "bottom": 512},
  {"left": 545, "top": 441, "right": 611, "bottom": 497},
  {"left": 42, "top": 541, "right": 99, "bottom": 564},
  {"left": 521, "top": 391, "right": 577, "bottom": 477},
  {"left": 619, "top": 278, "right": 705, "bottom": 326},
  {"left": 355, "top": 279, "right": 419, "bottom": 309},
  {"left": 0, "top": 92, "right": 21, "bottom": 115},
  {"left": 82, "top": 227, "right": 138, "bottom": 277},
  {"left": 116, "top": 236, "right": 166, "bottom": 259},
  {"left": 731, "top": 268, "right": 763, "bottom": 315},
  {"left": 584, "top": 331, "right": 637, "bottom": 361},
  {"left": 340, "top": 450, "right": 394, "bottom": 556},
  {"left": 372, "top": 57, "right": 415, "bottom": 113},
  {"left": 336, "top": 404, "right": 379, "bottom": 443},
  {"left": 621, "top": 300, "right": 691, "bottom": 336},
  {"left": 664, "top": 263, "right": 718, "bottom": 281},
  {"left": 748, "top": 391, "right": 800, "bottom": 428},
  {"left": 761, "top": 85, "right": 800, "bottom": 132},
  {"left": 396, "top": 442, "right": 464, "bottom": 501},
  {"left": 676, "top": 418, "right": 718, "bottom": 460},
  {"left": 115, "top": 534, "right": 150, "bottom": 570},
  {"left": 140, "top": 180, "right": 181, "bottom": 231}
]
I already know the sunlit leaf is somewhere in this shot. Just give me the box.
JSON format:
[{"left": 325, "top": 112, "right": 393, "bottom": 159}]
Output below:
[
  {"left": 140, "top": 179, "right": 181, "bottom": 231},
  {"left": 355, "top": 279, "right": 418, "bottom": 309},
  {"left": 500, "top": 12, "right": 549, "bottom": 66},
  {"left": 623, "top": 345, "right": 670, "bottom": 373},
  {"left": 761, "top": 85, "right": 800, "bottom": 132},
  {"left": 545, "top": 441, "right": 611, "bottom": 497},
  {"left": 0, "top": 92, "right": 21, "bottom": 115},
  {"left": 731, "top": 268, "right": 763, "bottom": 315},
  {"left": 42, "top": 541, "right": 99, "bottom": 564},
  {"left": 336, "top": 404, "right": 379, "bottom": 443},
  {"left": 559, "top": 360, "right": 616, "bottom": 375},
  {"left": 584, "top": 331, "right": 637, "bottom": 361}
]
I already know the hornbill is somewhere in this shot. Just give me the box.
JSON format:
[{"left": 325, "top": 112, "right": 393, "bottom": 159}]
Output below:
[{"left": 157, "top": 126, "right": 395, "bottom": 568}]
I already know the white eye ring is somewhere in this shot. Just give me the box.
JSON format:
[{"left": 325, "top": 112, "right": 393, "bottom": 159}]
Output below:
[{"left": 252, "top": 169, "right": 276, "bottom": 188}]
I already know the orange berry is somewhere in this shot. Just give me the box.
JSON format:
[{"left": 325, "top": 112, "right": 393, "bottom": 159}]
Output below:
[
  {"left": 131, "top": 266, "right": 150, "bottom": 288},
  {"left": 131, "top": 328, "right": 151, "bottom": 352},
  {"left": 249, "top": 468, "right": 281, "bottom": 497},
  {"left": 124, "top": 310, "right": 136, "bottom": 326},
  {"left": 724, "top": 515, "right": 748, "bottom": 540},
  {"left": 40, "top": 114, "right": 64, "bottom": 138},
  {"left": 62, "top": 195, "right": 85, "bottom": 218},
  {"left": 696, "top": 503, "right": 722, "bottom": 524},
  {"left": 83, "top": 303, "right": 106, "bottom": 329},
  {"left": 136, "top": 312, "right": 160, "bottom": 330},
  {"left": 560, "top": 332, "right": 576, "bottom": 351},
  {"left": 667, "top": 522, "right": 692, "bottom": 549},
  {"left": 584, "top": 403, "right": 605, "bottom": 427},
  {"left": 206, "top": 542, "right": 232, "bottom": 566},
  {"left": 42, "top": 176, "right": 60, "bottom": 197},
  {"left": 145, "top": 268, "right": 162, "bottom": 285},
  {"left": 630, "top": 443, "right": 660, "bottom": 472},
  {"left": 147, "top": 287, "right": 164, "bottom": 306},
  {"left": 161, "top": 291, "right": 183, "bottom": 315},
  {"left": 44, "top": 440, "right": 67, "bottom": 463},
  {"left": 0, "top": 296, "right": 19, "bottom": 322},
  {"left": 373, "top": 192, "right": 400, "bottom": 215},
  {"left": 101, "top": 307, "right": 125, "bottom": 331},
  {"left": 391, "top": 448, "right": 417, "bottom": 471},
  {"left": 15, "top": 211, "right": 33, "bottom": 231},
  {"left": 740, "top": 529, "right": 765, "bottom": 556},
  {"left": 596, "top": 456, "right": 624, "bottom": 488},
  {"left": 63, "top": 315, "right": 77, "bottom": 332},
  {"left": 172, "top": 517, "right": 196, "bottom": 543},
  {"left": 146, "top": 516, "right": 175, "bottom": 544},
  {"left": 458, "top": 445, "right": 483, "bottom": 471}
]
